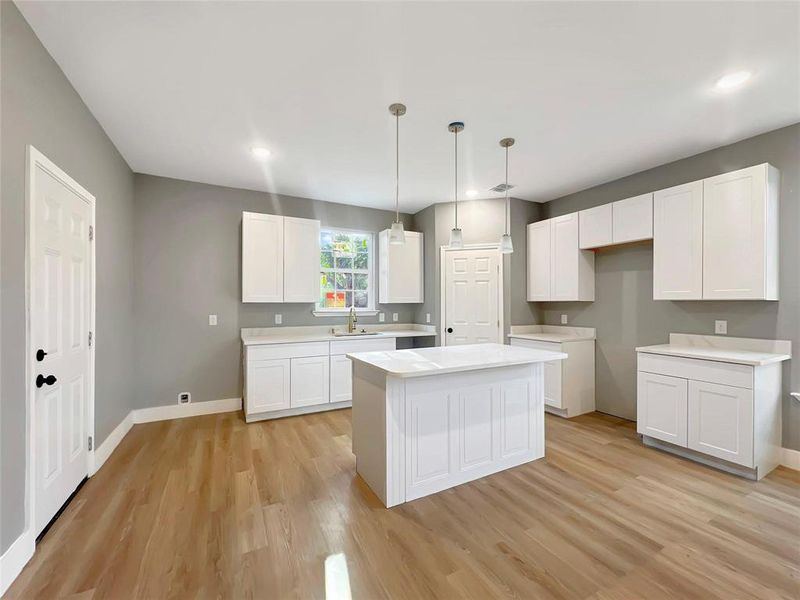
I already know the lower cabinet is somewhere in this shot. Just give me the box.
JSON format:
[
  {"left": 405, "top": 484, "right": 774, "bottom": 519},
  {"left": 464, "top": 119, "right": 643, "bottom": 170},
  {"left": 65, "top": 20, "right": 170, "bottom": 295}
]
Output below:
[
  {"left": 330, "top": 354, "right": 353, "bottom": 403},
  {"left": 246, "top": 358, "right": 290, "bottom": 413},
  {"left": 687, "top": 380, "right": 753, "bottom": 466},
  {"left": 636, "top": 372, "right": 687, "bottom": 446},
  {"left": 290, "top": 355, "right": 330, "bottom": 408}
]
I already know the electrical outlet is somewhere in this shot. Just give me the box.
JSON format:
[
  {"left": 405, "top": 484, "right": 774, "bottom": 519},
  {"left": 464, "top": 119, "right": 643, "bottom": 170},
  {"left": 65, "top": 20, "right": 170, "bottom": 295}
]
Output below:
[
  {"left": 392, "top": 313, "right": 399, "bottom": 322},
  {"left": 208, "top": 314, "right": 217, "bottom": 326},
  {"left": 426, "top": 313, "right": 431, "bottom": 324},
  {"left": 178, "top": 392, "right": 191, "bottom": 405},
  {"left": 275, "top": 314, "right": 282, "bottom": 325},
  {"left": 715, "top": 320, "right": 727, "bottom": 335},
  {"left": 561, "top": 314, "right": 568, "bottom": 325},
  {"left": 378, "top": 313, "right": 385, "bottom": 323}
]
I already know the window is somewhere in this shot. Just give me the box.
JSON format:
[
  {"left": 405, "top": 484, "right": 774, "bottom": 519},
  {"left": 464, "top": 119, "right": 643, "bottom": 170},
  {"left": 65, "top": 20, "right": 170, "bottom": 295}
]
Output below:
[{"left": 316, "top": 229, "right": 374, "bottom": 313}]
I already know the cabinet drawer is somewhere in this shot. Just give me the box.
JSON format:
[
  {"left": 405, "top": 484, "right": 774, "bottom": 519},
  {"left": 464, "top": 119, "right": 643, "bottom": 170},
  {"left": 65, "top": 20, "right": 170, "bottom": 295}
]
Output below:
[
  {"left": 637, "top": 353, "right": 752, "bottom": 389},
  {"left": 509, "top": 338, "right": 562, "bottom": 353},
  {"left": 330, "top": 337, "right": 396, "bottom": 354},
  {"left": 247, "top": 341, "right": 330, "bottom": 361}
]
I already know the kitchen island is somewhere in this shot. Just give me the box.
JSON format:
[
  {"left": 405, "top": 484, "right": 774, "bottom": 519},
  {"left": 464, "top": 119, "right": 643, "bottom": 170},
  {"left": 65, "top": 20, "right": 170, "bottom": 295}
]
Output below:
[{"left": 347, "top": 343, "right": 567, "bottom": 507}]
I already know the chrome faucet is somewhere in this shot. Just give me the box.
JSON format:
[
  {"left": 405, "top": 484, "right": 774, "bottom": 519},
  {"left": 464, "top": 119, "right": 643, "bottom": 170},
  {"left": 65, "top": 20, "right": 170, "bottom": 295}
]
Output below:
[{"left": 347, "top": 307, "right": 358, "bottom": 334}]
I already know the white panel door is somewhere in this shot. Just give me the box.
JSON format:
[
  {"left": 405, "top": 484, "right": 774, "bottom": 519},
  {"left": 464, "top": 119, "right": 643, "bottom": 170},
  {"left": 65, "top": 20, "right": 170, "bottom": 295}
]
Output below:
[
  {"left": 688, "top": 381, "right": 753, "bottom": 467},
  {"left": 242, "top": 212, "right": 284, "bottom": 302},
  {"left": 246, "top": 358, "right": 290, "bottom": 414},
  {"left": 637, "top": 372, "right": 687, "bottom": 446},
  {"left": 330, "top": 354, "right": 352, "bottom": 403},
  {"left": 444, "top": 249, "right": 500, "bottom": 345},
  {"left": 702, "top": 165, "right": 768, "bottom": 299},
  {"left": 290, "top": 356, "right": 330, "bottom": 407},
  {"left": 653, "top": 181, "right": 703, "bottom": 300},
  {"left": 527, "top": 221, "right": 551, "bottom": 301},
  {"left": 613, "top": 193, "right": 653, "bottom": 244},
  {"left": 31, "top": 155, "right": 93, "bottom": 536},
  {"left": 578, "top": 204, "right": 613, "bottom": 249},
  {"left": 551, "top": 213, "right": 580, "bottom": 301},
  {"left": 283, "top": 216, "right": 320, "bottom": 302}
]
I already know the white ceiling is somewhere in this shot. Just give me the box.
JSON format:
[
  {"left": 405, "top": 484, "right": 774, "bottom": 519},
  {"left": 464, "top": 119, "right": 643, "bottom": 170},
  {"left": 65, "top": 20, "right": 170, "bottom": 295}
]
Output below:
[{"left": 17, "top": 1, "right": 800, "bottom": 213}]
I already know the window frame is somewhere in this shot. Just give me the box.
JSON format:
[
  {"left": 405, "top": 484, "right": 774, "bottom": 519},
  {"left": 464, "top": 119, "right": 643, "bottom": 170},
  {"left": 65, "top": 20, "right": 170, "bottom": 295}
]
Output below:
[{"left": 313, "top": 227, "right": 379, "bottom": 316}]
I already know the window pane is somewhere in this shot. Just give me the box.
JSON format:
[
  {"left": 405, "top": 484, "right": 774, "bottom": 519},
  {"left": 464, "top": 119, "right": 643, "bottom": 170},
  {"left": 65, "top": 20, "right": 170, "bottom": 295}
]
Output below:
[
  {"left": 354, "top": 291, "right": 368, "bottom": 308},
  {"left": 353, "top": 235, "right": 369, "bottom": 253},
  {"left": 320, "top": 252, "right": 333, "bottom": 269},
  {"left": 333, "top": 234, "right": 355, "bottom": 257},
  {"left": 335, "top": 272, "right": 352, "bottom": 289},
  {"left": 320, "top": 272, "right": 334, "bottom": 291},
  {"left": 354, "top": 253, "right": 368, "bottom": 270},
  {"left": 335, "top": 256, "right": 353, "bottom": 269},
  {"left": 321, "top": 231, "right": 333, "bottom": 252},
  {"left": 345, "top": 291, "right": 353, "bottom": 307},
  {"left": 354, "top": 273, "right": 368, "bottom": 290}
]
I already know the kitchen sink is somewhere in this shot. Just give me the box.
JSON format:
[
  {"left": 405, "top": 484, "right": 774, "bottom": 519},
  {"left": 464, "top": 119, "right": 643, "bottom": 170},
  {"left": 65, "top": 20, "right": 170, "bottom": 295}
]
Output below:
[{"left": 332, "top": 331, "right": 381, "bottom": 337}]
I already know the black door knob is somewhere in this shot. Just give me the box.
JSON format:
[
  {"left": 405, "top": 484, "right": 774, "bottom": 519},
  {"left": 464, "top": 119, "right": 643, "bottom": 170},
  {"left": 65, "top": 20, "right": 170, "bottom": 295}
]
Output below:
[
  {"left": 36, "top": 349, "right": 48, "bottom": 362},
  {"left": 447, "top": 327, "right": 453, "bottom": 333},
  {"left": 36, "top": 374, "right": 57, "bottom": 388}
]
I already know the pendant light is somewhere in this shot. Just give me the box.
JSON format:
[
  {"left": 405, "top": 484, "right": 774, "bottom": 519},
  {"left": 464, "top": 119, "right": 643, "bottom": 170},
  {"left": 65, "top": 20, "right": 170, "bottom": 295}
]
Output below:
[
  {"left": 388, "top": 103, "right": 407, "bottom": 244},
  {"left": 448, "top": 121, "right": 465, "bottom": 249},
  {"left": 499, "top": 137, "right": 515, "bottom": 254}
]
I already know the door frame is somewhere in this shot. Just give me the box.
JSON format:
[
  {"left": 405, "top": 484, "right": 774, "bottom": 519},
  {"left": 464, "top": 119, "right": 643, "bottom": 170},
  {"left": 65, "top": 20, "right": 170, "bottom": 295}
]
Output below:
[
  {"left": 439, "top": 243, "right": 504, "bottom": 346},
  {"left": 25, "top": 145, "right": 96, "bottom": 540}
]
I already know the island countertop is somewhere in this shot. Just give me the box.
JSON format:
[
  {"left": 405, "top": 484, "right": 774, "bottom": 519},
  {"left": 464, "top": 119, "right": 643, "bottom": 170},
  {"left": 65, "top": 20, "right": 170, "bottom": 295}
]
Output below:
[{"left": 347, "top": 342, "right": 567, "bottom": 378}]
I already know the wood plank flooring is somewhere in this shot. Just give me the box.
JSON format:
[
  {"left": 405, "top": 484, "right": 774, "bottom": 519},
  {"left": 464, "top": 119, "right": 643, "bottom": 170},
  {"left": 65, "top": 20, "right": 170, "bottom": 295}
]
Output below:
[{"left": 6, "top": 409, "right": 799, "bottom": 599}]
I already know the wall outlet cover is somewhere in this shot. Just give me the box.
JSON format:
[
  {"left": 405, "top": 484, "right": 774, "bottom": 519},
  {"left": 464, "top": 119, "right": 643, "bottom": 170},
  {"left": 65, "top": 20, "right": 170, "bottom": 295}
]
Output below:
[
  {"left": 275, "top": 314, "right": 282, "bottom": 325},
  {"left": 392, "top": 313, "right": 399, "bottom": 322},
  {"left": 208, "top": 314, "right": 217, "bottom": 326},
  {"left": 378, "top": 313, "right": 385, "bottom": 322},
  {"left": 178, "top": 392, "right": 191, "bottom": 404},
  {"left": 426, "top": 313, "right": 431, "bottom": 324},
  {"left": 715, "top": 320, "right": 728, "bottom": 335},
  {"left": 561, "top": 314, "right": 568, "bottom": 325}
]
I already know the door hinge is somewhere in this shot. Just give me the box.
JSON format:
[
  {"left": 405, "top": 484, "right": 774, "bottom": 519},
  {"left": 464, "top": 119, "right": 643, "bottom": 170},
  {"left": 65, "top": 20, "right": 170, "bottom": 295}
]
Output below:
[
  {"left": 88, "top": 331, "right": 93, "bottom": 347},
  {"left": 88, "top": 436, "right": 93, "bottom": 451},
  {"left": 89, "top": 225, "right": 94, "bottom": 241}
]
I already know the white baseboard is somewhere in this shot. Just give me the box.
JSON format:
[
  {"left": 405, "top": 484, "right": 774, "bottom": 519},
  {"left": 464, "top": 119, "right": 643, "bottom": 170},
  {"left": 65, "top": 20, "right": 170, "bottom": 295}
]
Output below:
[
  {"left": 0, "top": 530, "right": 34, "bottom": 597},
  {"left": 89, "top": 411, "right": 133, "bottom": 476},
  {"left": 781, "top": 447, "right": 800, "bottom": 471},
  {"left": 132, "top": 397, "right": 241, "bottom": 424}
]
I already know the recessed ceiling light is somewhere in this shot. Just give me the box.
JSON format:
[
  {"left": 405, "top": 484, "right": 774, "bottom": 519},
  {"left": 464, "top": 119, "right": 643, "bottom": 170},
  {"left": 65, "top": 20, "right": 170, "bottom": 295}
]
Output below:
[
  {"left": 251, "top": 146, "right": 271, "bottom": 160},
  {"left": 466, "top": 189, "right": 478, "bottom": 198},
  {"left": 715, "top": 70, "right": 752, "bottom": 92}
]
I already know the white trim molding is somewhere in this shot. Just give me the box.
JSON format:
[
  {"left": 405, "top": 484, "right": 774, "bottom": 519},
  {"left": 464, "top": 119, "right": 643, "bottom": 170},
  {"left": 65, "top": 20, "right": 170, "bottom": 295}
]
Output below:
[
  {"left": 781, "top": 447, "right": 800, "bottom": 471},
  {"left": 88, "top": 412, "right": 134, "bottom": 476},
  {"left": 0, "top": 530, "right": 35, "bottom": 597},
  {"left": 132, "top": 397, "right": 242, "bottom": 424}
]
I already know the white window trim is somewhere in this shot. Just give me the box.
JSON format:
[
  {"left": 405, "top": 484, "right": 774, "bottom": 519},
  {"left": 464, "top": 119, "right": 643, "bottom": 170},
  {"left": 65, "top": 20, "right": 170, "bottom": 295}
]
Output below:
[{"left": 314, "top": 227, "right": 377, "bottom": 316}]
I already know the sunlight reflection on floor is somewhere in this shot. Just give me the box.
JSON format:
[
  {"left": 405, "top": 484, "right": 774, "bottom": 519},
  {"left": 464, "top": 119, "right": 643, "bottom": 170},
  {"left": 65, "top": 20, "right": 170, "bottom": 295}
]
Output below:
[{"left": 324, "top": 552, "right": 352, "bottom": 600}]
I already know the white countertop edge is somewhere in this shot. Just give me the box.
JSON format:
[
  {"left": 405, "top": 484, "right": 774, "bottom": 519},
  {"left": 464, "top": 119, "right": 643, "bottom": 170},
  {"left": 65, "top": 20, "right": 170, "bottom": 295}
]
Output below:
[
  {"left": 507, "top": 333, "right": 596, "bottom": 343},
  {"left": 241, "top": 324, "right": 437, "bottom": 346},
  {"left": 635, "top": 345, "right": 791, "bottom": 367}
]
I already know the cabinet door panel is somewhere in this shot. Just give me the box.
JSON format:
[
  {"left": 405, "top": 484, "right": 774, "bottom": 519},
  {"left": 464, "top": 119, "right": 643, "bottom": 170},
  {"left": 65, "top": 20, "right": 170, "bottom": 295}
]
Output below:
[
  {"left": 330, "top": 354, "right": 352, "bottom": 403},
  {"left": 527, "top": 221, "right": 551, "bottom": 301},
  {"left": 242, "top": 212, "right": 283, "bottom": 302},
  {"left": 284, "top": 216, "right": 320, "bottom": 302},
  {"left": 653, "top": 182, "right": 703, "bottom": 300},
  {"left": 579, "top": 204, "right": 613, "bottom": 249},
  {"left": 380, "top": 230, "right": 424, "bottom": 303},
  {"left": 637, "top": 372, "right": 687, "bottom": 446},
  {"left": 613, "top": 193, "right": 653, "bottom": 244},
  {"left": 688, "top": 380, "right": 753, "bottom": 467},
  {"left": 551, "top": 214, "right": 579, "bottom": 301},
  {"left": 246, "top": 358, "right": 290, "bottom": 414},
  {"left": 290, "top": 356, "right": 330, "bottom": 407}
]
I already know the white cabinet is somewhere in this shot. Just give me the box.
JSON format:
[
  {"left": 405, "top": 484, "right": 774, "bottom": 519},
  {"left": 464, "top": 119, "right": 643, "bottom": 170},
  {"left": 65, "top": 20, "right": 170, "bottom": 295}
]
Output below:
[
  {"left": 290, "top": 355, "right": 330, "bottom": 408},
  {"left": 241, "top": 212, "right": 320, "bottom": 303},
  {"left": 330, "top": 354, "right": 353, "bottom": 403},
  {"left": 636, "top": 372, "right": 687, "bottom": 446},
  {"left": 612, "top": 193, "right": 653, "bottom": 244},
  {"left": 653, "top": 181, "right": 703, "bottom": 300},
  {"left": 378, "top": 229, "right": 423, "bottom": 303},
  {"left": 688, "top": 380, "right": 753, "bottom": 467},
  {"left": 284, "top": 216, "right": 321, "bottom": 302},
  {"left": 702, "top": 164, "right": 779, "bottom": 300},
  {"left": 579, "top": 204, "right": 612, "bottom": 249},
  {"left": 527, "top": 214, "right": 594, "bottom": 302},
  {"left": 245, "top": 358, "right": 290, "bottom": 415},
  {"left": 242, "top": 212, "right": 284, "bottom": 302}
]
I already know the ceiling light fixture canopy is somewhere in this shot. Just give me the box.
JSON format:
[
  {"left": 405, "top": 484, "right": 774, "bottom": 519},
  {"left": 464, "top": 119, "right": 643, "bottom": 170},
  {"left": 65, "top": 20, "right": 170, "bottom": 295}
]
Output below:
[
  {"left": 715, "top": 70, "right": 752, "bottom": 91},
  {"left": 448, "top": 121, "right": 465, "bottom": 249},
  {"left": 498, "top": 137, "right": 515, "bottom": 254},
  {"left": 388, "top": 103, "right": 407, "bottom": 244}
]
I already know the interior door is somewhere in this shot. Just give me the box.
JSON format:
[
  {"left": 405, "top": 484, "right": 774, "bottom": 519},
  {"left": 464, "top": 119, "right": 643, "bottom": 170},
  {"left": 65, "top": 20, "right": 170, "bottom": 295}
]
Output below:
[
  {"left": 31, "top": 152, "right": 93, "bottom": 536},
  {"left": 444, "top": 248, "right": 500, "bottom": 345}
]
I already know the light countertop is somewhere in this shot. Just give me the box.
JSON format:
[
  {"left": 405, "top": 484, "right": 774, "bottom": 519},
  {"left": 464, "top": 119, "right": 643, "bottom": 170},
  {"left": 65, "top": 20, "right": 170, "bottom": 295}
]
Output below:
[
  {"left": 636, "top": 333, "right": 791, "bottom": 367},
  {"left": 241, "top": 324, "right": 436, "bottom": 346},
  {"left": 347, "top": 342, "right": 567, "bottom": 378},
  {"left": 508, "top": 325, "right": 596, "bottom": 344}
]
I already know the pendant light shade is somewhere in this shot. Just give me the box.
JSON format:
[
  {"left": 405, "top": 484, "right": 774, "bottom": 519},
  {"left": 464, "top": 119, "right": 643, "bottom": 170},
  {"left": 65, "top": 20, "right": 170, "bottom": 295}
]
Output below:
[
  {"left": 448, "top": 121, "right": 465, "bottom": 249},
  {"left": 498, "top": 137, "right": 515, "bottom": 254},
  {"left": 388, "top": 103, "right": 406, "bottom": 245}
]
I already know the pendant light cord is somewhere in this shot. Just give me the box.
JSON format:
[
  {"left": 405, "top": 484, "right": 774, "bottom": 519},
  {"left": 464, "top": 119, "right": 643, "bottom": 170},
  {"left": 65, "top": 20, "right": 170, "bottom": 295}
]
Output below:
[
  {"left": 504, "top": 145, "right": 510, "bottom": 235},
  {"left": 454, "top": 127, "right": 459, "bottom": 228},
  {"left": 395, "top": 111, "right": 400, "bottom": 224}
]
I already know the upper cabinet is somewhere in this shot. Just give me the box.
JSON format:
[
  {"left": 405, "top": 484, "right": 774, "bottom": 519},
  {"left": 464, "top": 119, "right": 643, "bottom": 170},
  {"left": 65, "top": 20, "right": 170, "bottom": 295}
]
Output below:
[
  {"left": 242, "top": 212, "right": 320, "bottom": 303},
  {"left": 578, "top": 204, "right": 612, "bottom": 249},
  {"left": 652, "top": 164, "right": 779, "bottom": 301},
  {"left": 578, "top": 193, "right": 653, "bottom": 249},
  {"left": 378, "top": 229, "right": 424, "bottom": 303},
  {"left": 527, "top": 213, "right": 594, "bottom": 302}
]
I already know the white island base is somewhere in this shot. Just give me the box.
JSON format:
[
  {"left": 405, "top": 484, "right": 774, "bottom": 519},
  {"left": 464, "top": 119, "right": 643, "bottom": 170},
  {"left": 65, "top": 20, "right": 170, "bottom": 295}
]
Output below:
[{"left": 348, "top": 344, "right": 566, "bottom": 507}]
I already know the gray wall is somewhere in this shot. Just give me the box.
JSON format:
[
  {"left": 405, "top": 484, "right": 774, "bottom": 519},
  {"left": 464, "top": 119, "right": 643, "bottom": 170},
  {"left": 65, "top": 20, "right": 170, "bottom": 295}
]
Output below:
[
  {"left": 1, "top": 1, "right": 136, "bottom": 552},
  {"left": 540, "top": 123, "right": 800, "bottom": 450},
  {"left": 413, "top": 197, "right": 542, "bottom": 345},
  {"left": 133, "top": 174, "right": 417, "bottom": 409}
]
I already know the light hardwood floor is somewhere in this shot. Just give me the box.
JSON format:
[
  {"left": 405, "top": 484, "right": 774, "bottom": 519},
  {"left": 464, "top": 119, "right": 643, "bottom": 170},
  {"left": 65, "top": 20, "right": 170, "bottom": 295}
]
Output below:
[{"left": 6, "top": 409, "right": 799, "bottom": 599}]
